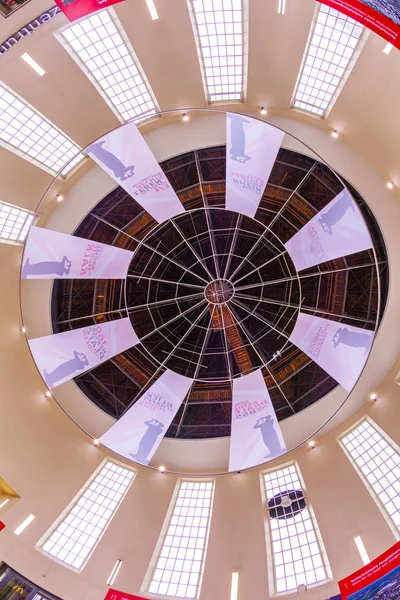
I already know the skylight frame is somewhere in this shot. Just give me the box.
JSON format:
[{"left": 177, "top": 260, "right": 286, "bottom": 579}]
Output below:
[
  {"left": 146, "top": 479, "right": 215, "bottom": 600},
  {"left": 262, "top": 462, "right": 332, "bottom": 595},
  {"left": 55, "top": 7, "right": 160, "bottom": 124},
  {"left": 291, "top": 3, "right": 366, "bottom": 118},
  {"left": 37, "top": 459, "right": 136, "bottom": 572},
  {"left": 339, "top": 417, "right": 400, "bottom": 540},
  {"left": 0, "top": 201, "right": 34, "bottom": 244},
  {"left": 0, "top": 82, "right": 84, "bottom": 177},
  {"left": 187, "top": 0, "right": 248, "bottom": 104}
]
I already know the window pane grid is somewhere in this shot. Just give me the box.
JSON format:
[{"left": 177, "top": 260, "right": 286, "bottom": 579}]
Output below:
[
  {"left": 264, "top": 465, "right": 329, "bottom": 594},
  {"left": 41, "top": 461, "right": 135, "bottom": 570},
  {"left": 188, "top": 0, "right": 244, "bottom": 102},
  {"left": 149, "top": 481, "right": 214, "bottom": 599},
  {"left": 341, "top": 419, "right": 400, "bottom": 530},
  {"left": 0, "top": 84, "right": 83, "bottom": 176},
  {"left": 0, "top": 202, "right": 34, "bottom": 242},
  {"left": 292, "top": 4, "right": 364, "bottom": 116},
  {"left": 58, "top": 10, "right": 158, "bottom": 123}
]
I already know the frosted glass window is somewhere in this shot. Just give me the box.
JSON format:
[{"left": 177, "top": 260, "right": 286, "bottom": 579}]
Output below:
[
  {"left": 340, "top": 418, "right": 400, "bottom": 532},
  {"left": 148, "top": 480, "right": 215, "bottom": 599},
  {"left": 57, "top": 9, "right": 158, "bottom": 123},
  {"left": 263, "top": 464, "right": 330, "bottom": 594},
  {"left": 40, "top": 460, "right": 135, "bottom": 570},
  {"left": 292, "top": 4, "right": 364, "bottom": 116},
  {"left": 0, "top": 83, "right": 83, "bottom": 176},
  {"left": 188, "top": 0, "right": 245, "bottom": 102},
  {"left": 0, "top": 202, "right": 34, "bottom": 242}
]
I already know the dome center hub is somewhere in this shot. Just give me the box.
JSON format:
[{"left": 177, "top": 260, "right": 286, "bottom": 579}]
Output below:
[{"left": 205, "top": 279, "right": 234, "bottom": 304}]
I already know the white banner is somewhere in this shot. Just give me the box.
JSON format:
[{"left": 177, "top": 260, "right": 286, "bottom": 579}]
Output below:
[
  {"left": 29, "top": 318, "right": 139, "bottom": 389},
  {"left": 86, "top": 121, "right": 184, "bottom": 223},
  {"left": 22, "top": 227, "right": 133, "bottom": 279},
  {"left": 284, "top": 189, "right": 373, "bottom": 271},
  {"left": 289, "top": 312, "right": 374, "bottom": 392},
  {"left": 225, "top": 113, "right": 284, "bottom": 218},
  {"left": 229, "top": 369, "right": 286, "bottom": 472},
  {"left": 99, "top": 370, "right": 193, "bottom": 465}
]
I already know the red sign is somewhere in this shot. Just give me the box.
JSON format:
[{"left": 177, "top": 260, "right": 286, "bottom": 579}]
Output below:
[
  {"left": 318, "top": 1, "right": 400, "bottom": 49},
  {"left": 54, "top": 0, "right": 126, "bottom": 22},
  {"left": 104, "top": 590, "right": 148, "bottom": 600},
  {"left": 0, "top": 521, "right": 5, "bottom": 532},
  {"left": 339, "top": 540, "right": 400, "bottom": 599}
]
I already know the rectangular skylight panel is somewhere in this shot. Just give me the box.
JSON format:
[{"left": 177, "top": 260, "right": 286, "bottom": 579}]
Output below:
[
  {"left": 292, "top": 5, "right": 364, "bottom": 116},
  {"left": 57, "top": 10, "right": 158, "bottom": 123},
  {"left": 189, "top": 0, "right": 244, "bottom": 102},
  {"left": 0, "top": 202, "right": 34, "bottom": 242},
  {"left": 0, "top": 84, "right": 83, "bottom": 176}
]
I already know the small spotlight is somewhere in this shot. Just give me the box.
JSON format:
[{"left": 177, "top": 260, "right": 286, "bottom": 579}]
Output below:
[
  {"left": 45, "top": 391, "right": 51, "bottom": 398},
  {"left": 387, "top": 181, "right": 395, "bottom": 190},
  {"left": 308, "top": 440, "right": 316, "bottom": 449},
  {"left": 93, "top": 439, "right": 99, "bottom": 447},
  {"left": 383, "top": 42, "right": 393, "bottom": 55},
  {"left": 331, "top": 130, "right": 339, "bottom": 139},
  {"left": 260, "top": 107, "right": 267, "bottom": 115},
  {"left": 182, "top": 113, "right": 189, "bottom": 122},
  {"left": 369, "top": 393, "right": 377, "bottom": 401},
  {"left": 158, "top": 465, "right": 165, "bottom": 473},
  {"left": 20, "top": 327, "right": 26, "bottom": 333},
  {"left": 56, "top": 194, "right": 64, "bottom": 202}
]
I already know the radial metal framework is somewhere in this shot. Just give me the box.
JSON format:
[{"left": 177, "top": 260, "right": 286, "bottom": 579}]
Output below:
[{"left": 51, "top": 145, "right": 388, "bottom": 439}]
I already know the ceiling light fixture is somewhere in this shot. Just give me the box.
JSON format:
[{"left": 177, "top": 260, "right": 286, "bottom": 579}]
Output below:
[
  {"left": 0, "top": 499, "right": 10, "bottom": 509},
  {"left": 20, "top": 327, "right": 26, "bottom": 333},
  {"left": 56, "top": 194, "right": 63, "bottom": 202},
  {"left": 383, "top": 42, "right": 393, "bottom": 55},
  {"left": 14, "top": 514, "right": 35, "bottom": 535},
  {"left": 158, "top": 465, "right": 165, "bottom": 473},
  {"left": 387, "top": 181, "right": 395, "bottom": 190},
  {"left": 308, "top": 440, "right": 316, "bottom": 449},
  {"left": 331, "top": 130, "right": 339, "bottom": 139},
  {"left": 93, "top": 439, "right": 99, "bottom": 446},
  {"left": 145, "top": 0, "right": 159, "bottom": 20},
  {"left": 354, "top": 536, "right": 370, "bottom": 565},
  {"left": 45, "top": 391, "right": 52, "bottom": 398},
  {"left": 230, "top": 572, "right": 239, "bottom": 600},
  {"left": 21, "top": 53, "right": 45, "bottom": 77},
  {"left": 277, "top": 0, "right": 287, "bottom": 15},
  {"left": 260, "top": 107, "right": 267, "bottom": 115},
  {"left": 182, "top": 113, "right": 189, "bottom": 122},
  {"left": 107, "top": 559, "right": 123, "bottom": 586},
  {"left": 369, "top": 393, "right": 377, "bottom": 401}
]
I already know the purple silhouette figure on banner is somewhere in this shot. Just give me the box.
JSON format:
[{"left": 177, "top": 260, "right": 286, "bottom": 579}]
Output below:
[
  {"left": 228, "top": 114, "right": 251, "bottom": 163},
  {"left": 332, "top": 327, "right": 373, "bottom": 355},
  {"left": 318, "top": 192, "right": 355, "bottom": 235},
  {"left": 43, "top": 351, "right": 89, "bottom": 388},
  {"left": 86, "top": 140, "right": 135, "bottom": 181},
  {"left": 129, "top": 419, "right": 165, "bottom": 463},
  {"left": 253, "top": 415, "right": 284, "bottom": 459},
  {"left": 22, "top": 256, "right": 71, "bottom": 278}
]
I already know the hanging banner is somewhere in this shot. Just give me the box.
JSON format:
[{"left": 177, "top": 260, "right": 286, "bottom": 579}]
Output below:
[
  {"left": 104, "top": 590, "right": 147, "bottom": 600},
  {"left": 22, "top": 227, "right": 133, "bottom": 280},
  {"left": 229, "top": 368, "right": 286, "bottom": 472},
  {"left": 284, "top": 189, "right": 372, "bottom": 272},
  {"left": 339, "top": 540, "right": 400, "bottom": 599},
  {"left": 289, "top": 312, "right": 374, "bottom": 392},
  {"left": 225, "top": 113, "right": 284, "bottom": 218},
  {"left": 99, "top": 369, "right": 193, "bottom": 465},
  {"left": 29, "top": 318, "right": 139, "bottom": 389},
  {"left": 54, "top": 0, "right": 125, "bottom": 22},
  {"left": 319, "top": 1, "right": 400, "bottom": 50},
  {"left": 86, "top": 121, "right": 184, "bottom": 223}
]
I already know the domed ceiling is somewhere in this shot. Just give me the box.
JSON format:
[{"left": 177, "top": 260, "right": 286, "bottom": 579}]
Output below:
[{"left": 51, "top": 144, "right": 388, "bottom": 439}]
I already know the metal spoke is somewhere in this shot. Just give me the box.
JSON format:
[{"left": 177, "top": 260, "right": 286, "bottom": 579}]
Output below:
[
  {"left": 230, "top": 297, "right": 290, "bottom": 339},
  {"left": 222, "top": 213, "right": 241, "bottom": 279},
  {"left": 231, "top": 251, "right": 287, "bottom": 285},
  {"left": 170, "top": 219, "right": 214, "bottom": 281},
  {"left": 127, "top": 292, "right": 204, "bottom": 314},
  {"left": 127, "top": 273, "right": 205, "bottom": 290},
  {"left": 204, "top": 207, "right": 221, "bottom": 278},
  {"left": 140, "top": 298, "right": 208, "bottom": 342},
  {"left": 218, "top": 305, "right": 233, "bottom": 379}
]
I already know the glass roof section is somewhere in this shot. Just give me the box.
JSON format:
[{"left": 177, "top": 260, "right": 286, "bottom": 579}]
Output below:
[
  {"left": 188, "top": 0, "right": 246, "bottom": 102},
  {"left": 0, "top": 83, "right": 83, "bottom": 176},
  {"left": 292, "top": 4, "right": 364, "bottom": 116},
  {"left": 56, "top": 9, "right": 159, "bottom": 124},
  {"left": 0, "top": 202, "right": 34, "bottom": 243}
]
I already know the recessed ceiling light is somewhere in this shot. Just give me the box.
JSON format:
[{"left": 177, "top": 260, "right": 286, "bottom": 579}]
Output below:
[
  {"left": 145, "top": 0, "right": 159, "bottom": 20},
  {"left": 93, "top": 439, "right": 99, "bottom": 446},
  {"left": 387, "top": 181, "right": 395, "bottom": 190},
  {"left": 0, "top": 499, "right": 9, "bottom": 509},
  {"left": 383, "top": 42, "right": 393, "bottom": 55},
  {"left": 45, "top": 391, "right": 52, "bottom": 398},
  {"left": 56, "top": 194, "right": 63, "bottom": 202},
  {"left": 20, "top": 327, "right": 26, "bottom": 333},
  {"left": 369, "top": 393, "right": 377, "bottom": 400},
  {"left": 182, "top": 113, "right": 189, "bottom": 122},
  {"left": 260, "top": 107, "right": 267, "bottom": 115},
  {"left": 158, "top": 465, "right": 165, "bottom": 472},
  {"left": 21, "top": 53, "right": 45, "bottom": 76},
  {"left": 107, "top": 559, "right": 123, "bottom": 586},
  {"left": 308, "top": 440, "right": 316, "bottom": 449},
  {"left": 331, "top": 130, "right": 339, "bottom": 139},
  {"left": 14, "top": 514, "right": 35, "bottom": 535},
  {"left": 277, "top": 0, "right": 287, "bottom": 15}
]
